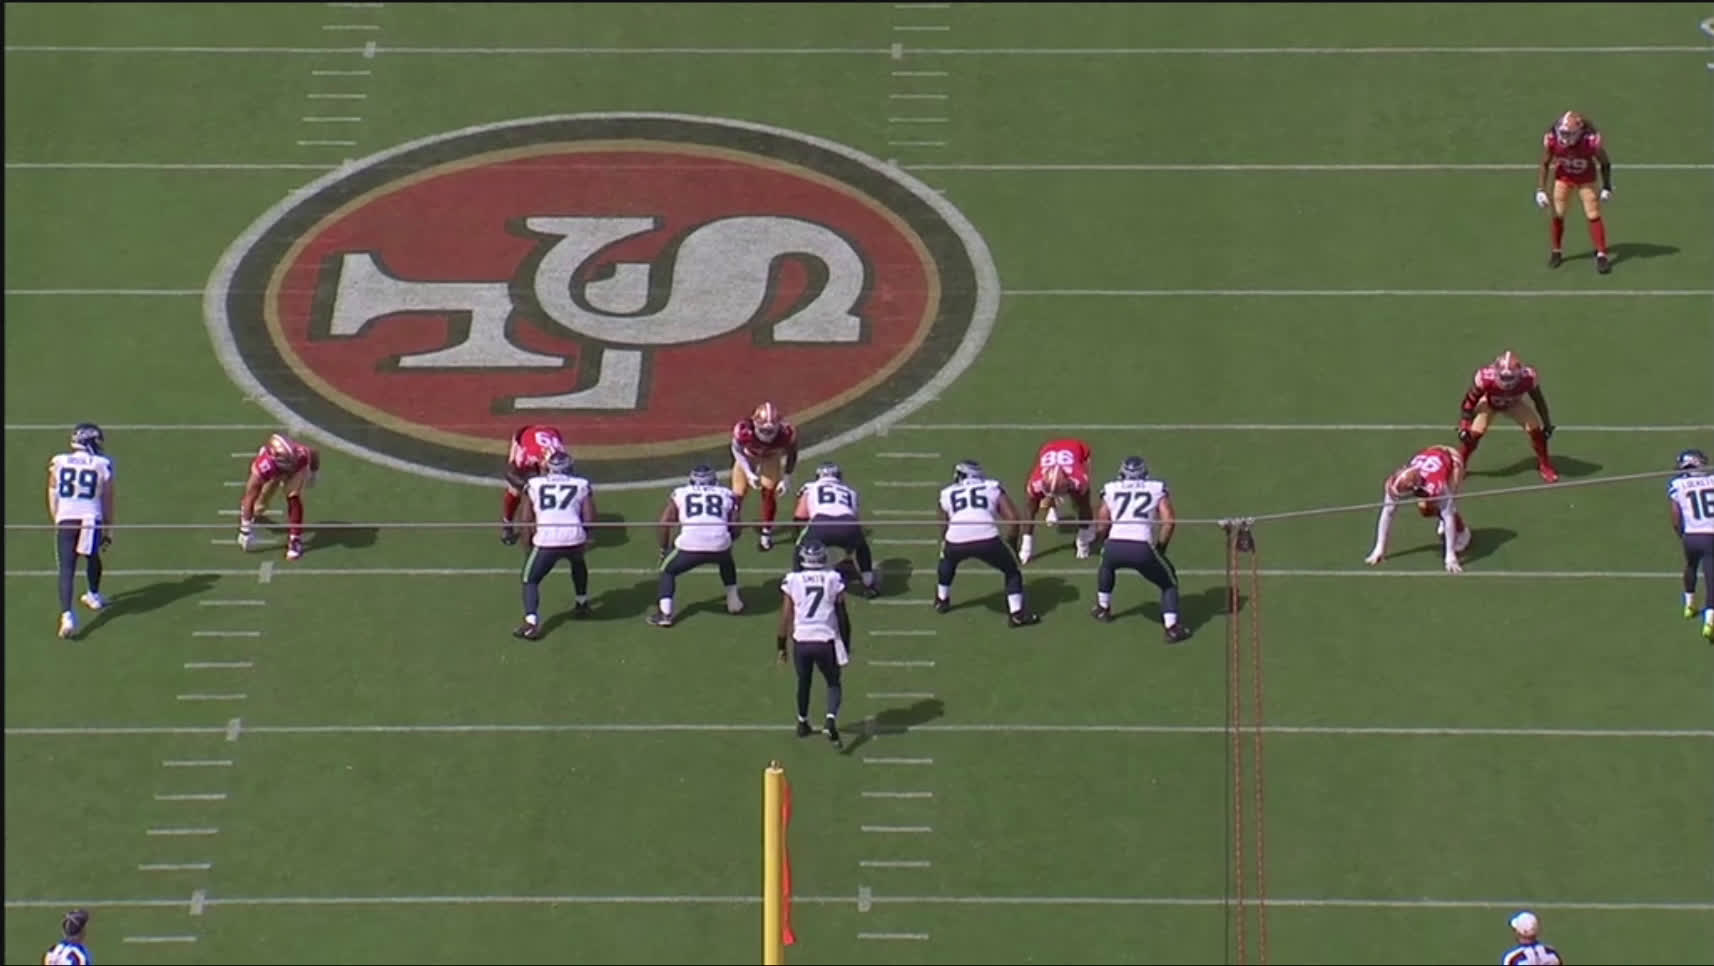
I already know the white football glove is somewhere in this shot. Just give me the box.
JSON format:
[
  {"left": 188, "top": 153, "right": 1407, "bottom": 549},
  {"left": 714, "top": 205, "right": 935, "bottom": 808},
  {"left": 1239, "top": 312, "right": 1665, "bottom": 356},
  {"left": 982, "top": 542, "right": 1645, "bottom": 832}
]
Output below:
[
  {"left": 1363, "top": 550, "right": 1384, "bottom": 567},
  {"left": 1444, "top": 556, "right": 1463, "bottom": 574},
  {"left": 1533, "top": 190, "right": 1550, "bottom": 209},
  {"left": 1599, "top": 187, "right": 1612, "bottom": 202},
  {"left": 1018, "top": 533, "right": 1034, "bottom": 565},
  {"left": 774, "top": 474, "right": 792, "bottom": 495}
]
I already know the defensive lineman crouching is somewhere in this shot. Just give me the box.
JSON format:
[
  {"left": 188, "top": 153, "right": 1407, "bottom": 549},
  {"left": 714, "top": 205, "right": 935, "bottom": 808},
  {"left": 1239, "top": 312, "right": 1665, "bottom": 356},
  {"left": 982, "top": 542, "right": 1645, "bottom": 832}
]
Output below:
[
  {"left": 1089, "top": 456, "right": 1192, "bottom": 643},
  {"left": 791, "top": 462, "right": 880, "bottom": 598},
  {"left": 934, "top": 460, "right": 1040, "bottom": 627},
  {"left": 1365, "top": 444, "right": 1470, "bottom": 574},
  {"left": 513, "top": 450, "right": 594, "bottom": 641},
  {"left": 778, "top": 539, "right": 851, "bottom": 748},
  {"left": 650, "top": 464, "right": 744, "bottom": 627}
]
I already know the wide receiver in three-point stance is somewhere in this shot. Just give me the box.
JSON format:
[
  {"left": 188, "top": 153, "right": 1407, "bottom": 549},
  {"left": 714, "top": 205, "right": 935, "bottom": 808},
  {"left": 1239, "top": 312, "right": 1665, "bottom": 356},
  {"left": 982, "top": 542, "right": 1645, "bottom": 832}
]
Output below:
[
  {"left": 1457, "top": 350, "right": 1559, "bottom": 484},
  {"left": 731, "top": 402, "right": 800, "bottom": 551},
  {"left": 1365, "top": 443, "right": 1471, "bottom": 574},
  {"left": 1536, "top": 110, "right": 1614, "bottom": 274}
]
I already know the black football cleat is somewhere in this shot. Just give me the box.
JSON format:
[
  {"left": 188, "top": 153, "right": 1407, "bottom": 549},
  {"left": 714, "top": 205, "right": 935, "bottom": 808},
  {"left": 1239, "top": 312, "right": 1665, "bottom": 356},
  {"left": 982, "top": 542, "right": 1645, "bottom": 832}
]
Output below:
[
  {"left": 824, "top": 719, "right": 843, "bottom": 748},
  {"left": 1595, "top": 253, "right": 1611, "bottom": 275},
  {"left": 933, "top": 597, "right": 950, "bottom": 614},
  {"left": 1008, "top": 610, "right": 1042, "bottom": 628},
  {"left": 859, "top": 583, "right": 881, "bottom": 600},
  {"left": 1547, "top": 250, "right": 1563, "bottom": 269},
  {"left": 796, "top": 719, "right": 813, "bottom": 738},
  {"left": 513, "top": 620, "right": 541, "bottom": 641},
  {"left": 1164, "top": 624, "right": 1193, "bottom": 644},
  {"left": 572, "top": 603, "right": 593, "bottom": 620},
  {"left": 1090, "top": 605, "right": 1115, "bottom": 623},
  {"left": 646, "top": 610, "right": 674, "bottom": 628}
]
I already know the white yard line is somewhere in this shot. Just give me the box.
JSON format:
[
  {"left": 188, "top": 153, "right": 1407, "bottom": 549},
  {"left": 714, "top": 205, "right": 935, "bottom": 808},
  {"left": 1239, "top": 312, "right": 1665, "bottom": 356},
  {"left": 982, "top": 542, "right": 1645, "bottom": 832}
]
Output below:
[
  {"left": 3, "top": 566, "right": 1690, "bottom": 580},
  {"left": 198, "top": 600, "right": 267, "bottom": 607},
  {"left": 123, "top": 936, "right": 198, "bottom": 944},
  {"left": 138, "top": 863, "right": 213, "bottom": 872},
  {"left": 10, "top": 723, "right": 1706, "bottom": 738},
  {"left": 184, "top": 661, "right": 255, "bottom": 670},
  {"left": 9, "top": 894, "right": 1707, "bottom": 911},
  {"left": 176, "top": 693, "right": 248, "bottom": 702},
  {"left": 860, "top": 932, "right": 932, "bottom": 940},
  {"left": 162, "top": 760, "right": 233, "bottom": 767},
  {"left": 863, "top": 791, "right": 934, "bottom": 799},
  {"left": 4, "top": 43, "right": 1704, "bottom": 54},
  {"left": 862, "top": 825, "right": 934, "bottom": 833},
  {"left": 10, "top": 159, "right": 1711, "bottom": 173},
  {"left": 191, "top": 630, "right": 262, "bottom": 638},
  {"left": 861, "top": 860, "right": 933, "bottom": 868},
  {"left": 145, "top": 828, "right": 219, "bottom": 837},
  {"left": 154, "top": 793, "right": 229, "bottom": 802}
]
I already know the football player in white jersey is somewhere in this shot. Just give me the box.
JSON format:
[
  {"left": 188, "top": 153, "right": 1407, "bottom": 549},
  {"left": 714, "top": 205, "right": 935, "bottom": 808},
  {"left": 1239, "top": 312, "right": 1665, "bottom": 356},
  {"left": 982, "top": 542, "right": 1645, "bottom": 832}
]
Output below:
[
  {"left": 513, "top": 450, "right": 596, "bottom": 641},
  {"left": 41, "top": 907, "right": 92, "bottom": 965},
  {"left": 650, "top": 464, "right": 744, "bottom": 627},
  {"left": 791, "top": 462, "right": 879, "bottom": 597},
  {"left": 934, "top": 460, "right": 1040, "bottom": 627},
  {"left": 1090, "top": 456, "right": 1192, "bottom": 643},
  {"left": 1499, "top": 910, "right": 1562, "bottom": 965},
  {"left": 777, "top": 539, "right": 851, "bottom": 747},
  {"left": 1668, "top": 448, "right": 1714, "bottom": 641},
  {"left": 46, "top": 424, "right": 115, "bottom": 640}
]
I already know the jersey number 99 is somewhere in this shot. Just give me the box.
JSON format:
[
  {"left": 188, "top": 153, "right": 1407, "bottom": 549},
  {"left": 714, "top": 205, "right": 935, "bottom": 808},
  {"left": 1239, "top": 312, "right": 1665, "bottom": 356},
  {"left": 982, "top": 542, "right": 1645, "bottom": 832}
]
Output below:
[
  {"left": 57, "top": 468, "right": 98, "bottom": 500},
  {"left": 948, "top": 487, "right": 990, "bottom": 512}
]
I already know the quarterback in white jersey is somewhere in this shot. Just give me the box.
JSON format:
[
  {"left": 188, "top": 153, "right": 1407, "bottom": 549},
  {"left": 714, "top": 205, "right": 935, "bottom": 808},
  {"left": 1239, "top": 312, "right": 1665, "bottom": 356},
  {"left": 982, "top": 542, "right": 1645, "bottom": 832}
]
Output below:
[
  {"left": 1090, "top": 456, "right": 1191, "bottom": 643},
  {"left": 777, "top": 540, "right": 852, "bottom": 747},
  {"left": 791, "top": 462, "right": 879, "bottom": 596},
  {"left": 1668, "top": 448, "right": 1714, "bottom": 640},
  {"left": 47, "top": 424, "right": 115, "bottom": 640},
  {"left": 1499, "top": 910, "right": 1562, "bottom": 965},
  {"left": 650, "top": 464, "right": 744, "bottom": 627},
  {"left": 933, "top": 460, "right": 1040, "bottom": 627},
  {"left": 513, "top": 450, "right": 596, "bottom": 641}
]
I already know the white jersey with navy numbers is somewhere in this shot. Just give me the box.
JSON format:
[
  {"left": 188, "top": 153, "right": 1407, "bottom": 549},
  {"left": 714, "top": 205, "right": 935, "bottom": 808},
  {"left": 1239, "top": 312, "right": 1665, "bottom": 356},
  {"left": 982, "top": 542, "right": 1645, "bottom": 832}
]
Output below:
[
  {"left": 1501, "top": 941, "right": 1561, "bottom": 966},
  {"left": 938, "top": 478, "right": 1006, "bottom": 544},
  {"left": 802, "top": 479, "right": 860, "bottom": 520},
  {"left": 1102, "top": 478, "right": 1170, "bottom": 544},
  {"left": 671, "top": 483, "right": 738, "bottom": 552},
  {"left": 1670, "top": 471, "right": 1714, "bottom": 535},
  {"left": 48, "top": 451, "right": 114, "bottom": 523},
  {"left": 525, "top": 472, "right": 592, "bottom": 548},
  {"left": 43, "top": 940, "right": 92, "bottom": 966},
  {"left": 783, "top": 569, "right": 845, "bottom": 642}
]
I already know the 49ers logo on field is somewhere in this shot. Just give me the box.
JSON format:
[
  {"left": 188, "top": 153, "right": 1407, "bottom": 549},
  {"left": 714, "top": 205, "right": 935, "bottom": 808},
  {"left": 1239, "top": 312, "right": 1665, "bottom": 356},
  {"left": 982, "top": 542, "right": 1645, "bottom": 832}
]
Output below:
[{"left": 205, "top": 113, "right": 998, "bottom": 488}]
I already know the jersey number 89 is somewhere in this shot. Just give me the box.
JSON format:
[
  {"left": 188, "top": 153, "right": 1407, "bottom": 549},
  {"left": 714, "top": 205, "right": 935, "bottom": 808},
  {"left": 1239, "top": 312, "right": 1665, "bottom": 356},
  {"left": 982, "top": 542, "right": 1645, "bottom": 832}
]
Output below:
[{"left": 57, "top": 468, "right": 98, "bottom": 499}]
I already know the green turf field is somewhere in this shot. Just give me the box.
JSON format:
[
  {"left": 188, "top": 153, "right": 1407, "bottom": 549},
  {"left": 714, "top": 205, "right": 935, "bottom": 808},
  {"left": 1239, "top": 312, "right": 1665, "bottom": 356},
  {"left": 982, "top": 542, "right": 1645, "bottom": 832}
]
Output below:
[{"left": 6, "top": 3, "right": 1714, "bottom": 964}]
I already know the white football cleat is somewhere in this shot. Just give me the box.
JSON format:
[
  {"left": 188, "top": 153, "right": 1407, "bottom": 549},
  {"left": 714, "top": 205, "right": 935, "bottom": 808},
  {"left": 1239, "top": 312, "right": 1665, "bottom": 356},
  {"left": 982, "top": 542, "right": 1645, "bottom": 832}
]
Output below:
[
  {"left": 238, "top": 531, "right": 256, "bottom": 552},
  {"left": 1075, "top": 541, "right": 1092, "bottom": 560},
  {"left": 80, "top": 591, "right": 106, "bottom": 611},
  {"left": 58, "top": 612, "right": 77, "bottom": 639},
  {"left": 285, "top": 538, "right": 305, "bottom": 561}
]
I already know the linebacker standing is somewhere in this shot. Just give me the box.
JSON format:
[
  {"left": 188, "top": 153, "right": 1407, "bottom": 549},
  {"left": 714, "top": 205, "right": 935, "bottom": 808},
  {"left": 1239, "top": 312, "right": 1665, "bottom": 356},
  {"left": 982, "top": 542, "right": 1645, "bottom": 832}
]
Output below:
[
  {"left": 1089, "top": 457, "right": 1192, "bottom": 643},
  {"left": 777, "top": 539, "right": 851, "bottom": 747},
  {"left": 513, "top": 450, "right": 595, "bottom": 641},
  {"left": 47, "top": 424, "right": 114, "bottom": 640},
  {"left": 1668, "top": 448, "right": 1714, "bottom": 641}
]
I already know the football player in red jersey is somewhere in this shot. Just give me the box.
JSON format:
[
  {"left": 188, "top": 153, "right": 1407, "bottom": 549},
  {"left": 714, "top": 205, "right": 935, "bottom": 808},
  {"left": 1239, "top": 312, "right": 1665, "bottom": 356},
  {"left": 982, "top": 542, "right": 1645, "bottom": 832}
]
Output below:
[
  {"left": 1364, "top": 444, "right": 1470, "bottom": 574},
  {"left": 731, "top": 402, "right": 799, "bottom": 551},
  {"left": 1456, "top": 350, "right": 1558, "bottom": 483},
  {"left": 239, "top": 432, "right": 320, "bottom": 561},
  {"left": 1019, "top": 438, "right": 1096, "bottom": 563},
  {"left": 501, "top": 424, "right": 567, "bottom": 545},
  {"left": 1536, "top": 111, "right": 1613, "bottom": 274}
]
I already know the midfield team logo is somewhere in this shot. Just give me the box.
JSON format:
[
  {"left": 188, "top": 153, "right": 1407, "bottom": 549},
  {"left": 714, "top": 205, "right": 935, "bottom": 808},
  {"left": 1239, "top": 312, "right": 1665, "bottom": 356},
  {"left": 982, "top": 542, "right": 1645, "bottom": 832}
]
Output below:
[{"left": 204, "top": 113, "right": 999, "bottom": 488}]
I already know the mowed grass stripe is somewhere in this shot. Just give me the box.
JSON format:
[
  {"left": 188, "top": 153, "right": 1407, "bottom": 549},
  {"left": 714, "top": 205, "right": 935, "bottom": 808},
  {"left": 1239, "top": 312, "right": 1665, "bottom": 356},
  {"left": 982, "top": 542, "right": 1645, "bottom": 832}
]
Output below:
[{"left": 8, "top": 723, "right": 1707, "bottom": 738}]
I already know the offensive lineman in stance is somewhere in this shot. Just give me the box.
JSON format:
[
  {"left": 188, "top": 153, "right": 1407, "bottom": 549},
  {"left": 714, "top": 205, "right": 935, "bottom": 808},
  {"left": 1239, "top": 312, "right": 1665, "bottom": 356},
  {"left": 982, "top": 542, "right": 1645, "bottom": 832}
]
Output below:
[
  {"left": 1089, "top": 456, "right": 1192, "bottom": 643},
  {"left": 513, "top": 450, "right": 595, "bottom": 641},
  {"left": 650, "top": 465, "right": 744, "bottom": 627},
  {"left": 934, "top": 460, "right": 1040, "bottom": 627},
  {"left": 777, "top": 539, "right": 851, "bottom": 747}
]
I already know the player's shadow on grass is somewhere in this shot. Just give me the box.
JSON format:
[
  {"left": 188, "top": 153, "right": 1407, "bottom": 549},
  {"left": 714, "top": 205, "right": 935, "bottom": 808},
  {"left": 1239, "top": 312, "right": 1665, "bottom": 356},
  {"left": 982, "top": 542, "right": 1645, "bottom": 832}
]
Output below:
[
  {"left": 78, "top": 573, "right": 221, "bottom": 637},
  {"left": 308, "top": 520, "right": 378, "bottom": 551},
  {"left": 590, "top": 513, "right": 630, "bottom": 550},
  {"left": 1116, "top": 584, "right": 1241, "bottom": 634},
  {"left": 576, "top": 576, "right": 660, "bottom": 626},
  {"left": 1390, "top": 527, "right": 1517, "bottom": 565},
  {"left": 965, "top": 575, "right": 1079, "bottom": 617},
  {"left": 839, "top": 697, "right": 947, "bottom": 756},
  {"left": 875, "top": 557, "right": 915, "bottom": 598},
  {"left": 1471, "top": 454, "right": 1601, "bottom": 480},
  {"left": 1567, "top": 241, "right": 1677, "bottom": 266}
]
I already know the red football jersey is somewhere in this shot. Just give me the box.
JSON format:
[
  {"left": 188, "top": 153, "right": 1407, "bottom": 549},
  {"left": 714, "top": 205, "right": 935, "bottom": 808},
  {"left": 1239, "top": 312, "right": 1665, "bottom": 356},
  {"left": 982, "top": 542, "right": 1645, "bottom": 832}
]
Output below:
[
  {"left": 732, "top": 419, "right": 797, "bottom": 461},
  {"left": 252, "top": 438, "right": 317, "bottom": 483},
  {"left": 1543, "top": 126, "right": 1603, "bottom": 185},
  {"left": 1392, "top": 445, "right": 1462, "bottom": 506},
  {"left": 508, "top": 425, "right": 566, "bottom": 474},
  {"left": 1027, "top": 438, "right": 1093, "bottom": 499},
  {"left": 1471, "top": 364, "right": 1538, "bottom": 410}
]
